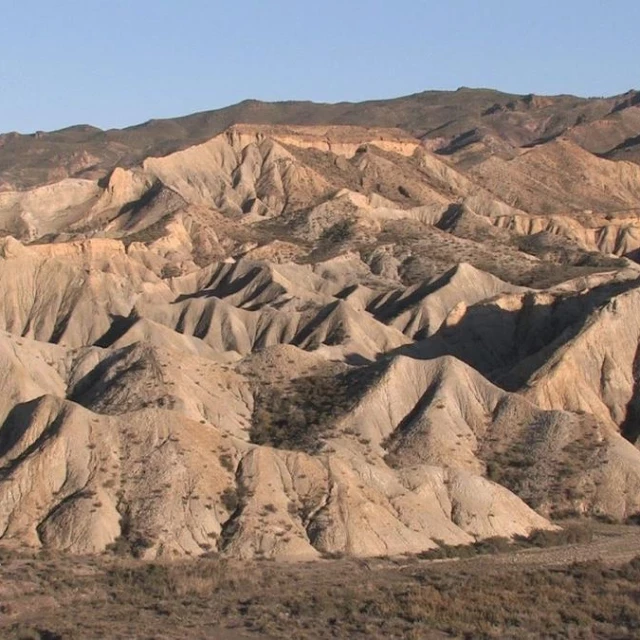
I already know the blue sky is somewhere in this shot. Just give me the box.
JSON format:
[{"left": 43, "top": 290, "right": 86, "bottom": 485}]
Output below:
[{"left": 1, "top": 0, "right": 639, "bottom": 133}]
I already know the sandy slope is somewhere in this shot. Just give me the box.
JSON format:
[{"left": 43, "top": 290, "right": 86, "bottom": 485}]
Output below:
[{"left": 1, "top": 122, "right": 640, "bottom": 559}]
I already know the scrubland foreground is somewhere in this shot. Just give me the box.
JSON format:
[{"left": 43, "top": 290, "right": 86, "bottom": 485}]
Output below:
[{"left": 2, "top": 522, "right": 640, "bottom": 639}]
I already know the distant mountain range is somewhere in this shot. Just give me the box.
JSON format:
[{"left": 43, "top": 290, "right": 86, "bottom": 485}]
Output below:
[{"left": 3, "top": 87, "right": 640, "bottom": 190}]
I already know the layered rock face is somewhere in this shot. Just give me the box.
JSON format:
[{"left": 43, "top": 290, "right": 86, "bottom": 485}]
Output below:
[{"left": 3, "top": 96, "right": 640, "bottom": 559}]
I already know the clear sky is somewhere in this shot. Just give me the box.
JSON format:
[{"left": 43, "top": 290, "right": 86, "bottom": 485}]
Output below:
[{"left": 1, "top": 0, "right": 639, "bottom": 133}]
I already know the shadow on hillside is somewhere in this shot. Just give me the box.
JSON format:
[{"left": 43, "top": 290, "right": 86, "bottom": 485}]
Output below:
[
  {"left": 621, "top": 345, "right": 640, "bottom": 444},
  {"left": 390, "top": 276, "right": 640, "bottom": 392},
  {"left": 174, "top": 264, "right": 269, "bottom": 305},
  {"left": 0, "top": 398, "right": 64, "bottom": 476},
  {"left": 94, "top": 314, "right": 137, "bottom": 347}
]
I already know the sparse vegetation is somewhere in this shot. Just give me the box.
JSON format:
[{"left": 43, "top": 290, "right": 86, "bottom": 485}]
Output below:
[
  {"left": 319, "top": 217, "right": 356, "bottom": 244},
  {"left": 106, "top": 507, "right": 154, "bottom": 558},
  {"left": 220, "top": 487, "right": 239, "bottom": 513},
  {"left": 249, "top": 365, "right": 382, "bottom": 452},
  {"left": 218, "top": 453, "right": 234, "bottom": 472},
  {"left": 4, "top": 543, "right": 640, "bottom": 639},
  {"left": 416, "top": 524, "right": 594, "bottom": 560}
]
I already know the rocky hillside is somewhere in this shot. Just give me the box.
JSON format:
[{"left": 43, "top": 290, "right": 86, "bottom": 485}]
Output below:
[
  {"left": 2, "top": 90, "right": 640, "bottom": 560},
  {"left": 4, "top": 87, "right": 640, "bottom": 191}
]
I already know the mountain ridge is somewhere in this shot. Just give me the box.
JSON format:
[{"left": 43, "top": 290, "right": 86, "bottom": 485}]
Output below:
[
  {"left": 2, "top": 89, "right": 640, "bottom": 560},
  {"left": 3, "top": 86, "right": 640, "bottom": 192}
]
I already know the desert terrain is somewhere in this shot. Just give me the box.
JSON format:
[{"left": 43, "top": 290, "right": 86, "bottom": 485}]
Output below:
[{"left": 3, "top": 87, "right": 640, "bottom": 636}]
